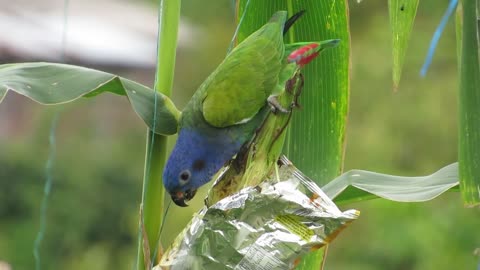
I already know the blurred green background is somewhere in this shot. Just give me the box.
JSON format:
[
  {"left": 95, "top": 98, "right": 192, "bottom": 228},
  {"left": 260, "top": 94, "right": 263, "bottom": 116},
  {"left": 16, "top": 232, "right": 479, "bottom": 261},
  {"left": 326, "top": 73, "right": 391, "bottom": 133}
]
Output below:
[{"left": 0, "top": 0, "right": 479, "bottom": 269}]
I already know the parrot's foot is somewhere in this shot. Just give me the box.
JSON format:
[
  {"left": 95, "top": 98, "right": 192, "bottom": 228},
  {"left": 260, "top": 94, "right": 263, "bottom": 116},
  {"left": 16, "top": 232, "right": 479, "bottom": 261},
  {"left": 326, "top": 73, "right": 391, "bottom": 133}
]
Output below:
[{"left": 267, "top": 95, "right": 291, "bottom": 114}]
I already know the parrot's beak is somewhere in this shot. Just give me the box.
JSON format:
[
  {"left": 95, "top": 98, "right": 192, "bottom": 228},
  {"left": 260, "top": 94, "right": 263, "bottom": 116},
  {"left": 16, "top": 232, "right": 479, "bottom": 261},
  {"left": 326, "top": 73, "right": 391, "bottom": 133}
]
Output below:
[
  {"left": 172, "top": 193, "right": 188, "bottom": 207},
  {"left": 171, "top": 189, "right": 197, "bottom": 207}
]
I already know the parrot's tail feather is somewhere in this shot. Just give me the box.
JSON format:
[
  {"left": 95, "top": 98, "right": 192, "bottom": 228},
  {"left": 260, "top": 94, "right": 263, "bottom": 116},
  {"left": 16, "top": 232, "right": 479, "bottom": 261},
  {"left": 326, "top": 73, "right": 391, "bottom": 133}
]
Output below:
[{"left": 283, "top": 10, "right": 306, "bottom": 35}]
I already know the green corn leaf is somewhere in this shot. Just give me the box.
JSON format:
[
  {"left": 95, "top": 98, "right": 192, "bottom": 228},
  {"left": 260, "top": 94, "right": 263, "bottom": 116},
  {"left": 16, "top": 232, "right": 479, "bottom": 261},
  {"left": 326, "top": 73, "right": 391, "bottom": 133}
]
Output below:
[
  {"left": 388, "top": 0, "right": 419, "bottom": 89},
  {"left": 457, "top": 0, "right": 480, "bottom": 206},
  {"left": 0, "top": 62, "right": 180, "bottom": 136},
  {"left": 235, "top": 1, "right": 350, "bottom": 269},
  {"left": 283, "top": 1, "right": 350, "bottom": 188}
]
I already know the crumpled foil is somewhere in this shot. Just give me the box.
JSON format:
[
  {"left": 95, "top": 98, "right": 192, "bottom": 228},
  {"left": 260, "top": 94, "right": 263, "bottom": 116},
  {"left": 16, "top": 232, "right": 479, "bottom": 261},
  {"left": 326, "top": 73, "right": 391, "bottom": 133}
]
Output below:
[{"left": 157, "top": 158, "right": 359, "bottom": 270}]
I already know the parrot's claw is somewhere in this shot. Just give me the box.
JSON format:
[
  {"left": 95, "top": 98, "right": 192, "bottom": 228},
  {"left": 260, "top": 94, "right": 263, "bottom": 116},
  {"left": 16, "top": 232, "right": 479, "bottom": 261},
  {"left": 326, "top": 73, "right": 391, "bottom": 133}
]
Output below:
[{"left": 267, "top": 95, "right": 291, "bottom": 114}]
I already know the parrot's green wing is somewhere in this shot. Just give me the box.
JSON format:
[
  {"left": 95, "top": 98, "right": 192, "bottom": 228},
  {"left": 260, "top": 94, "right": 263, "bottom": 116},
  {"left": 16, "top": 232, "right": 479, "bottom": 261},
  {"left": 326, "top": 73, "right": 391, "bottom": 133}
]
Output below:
[{"left": 201, "top": 12, "right": 287, "bottom": 128}]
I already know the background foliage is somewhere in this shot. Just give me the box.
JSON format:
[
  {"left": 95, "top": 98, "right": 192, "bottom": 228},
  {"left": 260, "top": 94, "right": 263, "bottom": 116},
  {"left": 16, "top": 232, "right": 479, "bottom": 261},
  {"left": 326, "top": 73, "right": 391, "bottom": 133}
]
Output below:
[{"left": 0, "top": 0, "right": 478, "bottom": 269}]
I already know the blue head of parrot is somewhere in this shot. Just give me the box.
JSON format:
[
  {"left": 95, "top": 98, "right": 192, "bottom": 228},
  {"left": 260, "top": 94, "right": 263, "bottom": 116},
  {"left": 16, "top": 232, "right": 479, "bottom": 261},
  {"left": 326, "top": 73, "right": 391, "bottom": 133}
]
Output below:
[{"left": 163, "top": 128, "right": 242, "bottom": 207}]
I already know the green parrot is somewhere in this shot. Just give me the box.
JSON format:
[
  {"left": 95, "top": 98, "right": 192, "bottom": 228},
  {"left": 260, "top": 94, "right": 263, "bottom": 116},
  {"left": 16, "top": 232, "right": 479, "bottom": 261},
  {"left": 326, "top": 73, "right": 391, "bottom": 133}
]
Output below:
[{"left": 163, "top": 10, "right": 339, "bottom": 206}]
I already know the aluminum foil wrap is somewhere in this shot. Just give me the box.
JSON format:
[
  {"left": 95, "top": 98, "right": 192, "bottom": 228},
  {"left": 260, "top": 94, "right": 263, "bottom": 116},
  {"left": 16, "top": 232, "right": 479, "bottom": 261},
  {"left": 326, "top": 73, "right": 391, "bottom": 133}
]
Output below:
[{"left": 158, "top": 159, "right": 359, "bottom": 270}]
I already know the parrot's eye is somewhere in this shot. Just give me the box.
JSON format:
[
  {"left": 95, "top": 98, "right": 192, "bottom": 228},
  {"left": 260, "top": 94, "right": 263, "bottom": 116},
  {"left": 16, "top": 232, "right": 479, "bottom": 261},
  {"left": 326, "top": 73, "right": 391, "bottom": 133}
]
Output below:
[{"left": 178, "top": 170, "right": 191, "bottom": 185}]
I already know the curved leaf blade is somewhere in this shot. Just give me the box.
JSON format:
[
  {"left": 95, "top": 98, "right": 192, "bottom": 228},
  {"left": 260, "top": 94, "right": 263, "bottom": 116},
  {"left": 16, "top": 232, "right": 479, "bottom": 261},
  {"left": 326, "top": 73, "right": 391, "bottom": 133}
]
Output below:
[
  {"left": 323, "top": 163, "right": 459, "bottom": 205},
  {"left": 0, "top": 62, "right": 180, "bottom": 135}
]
